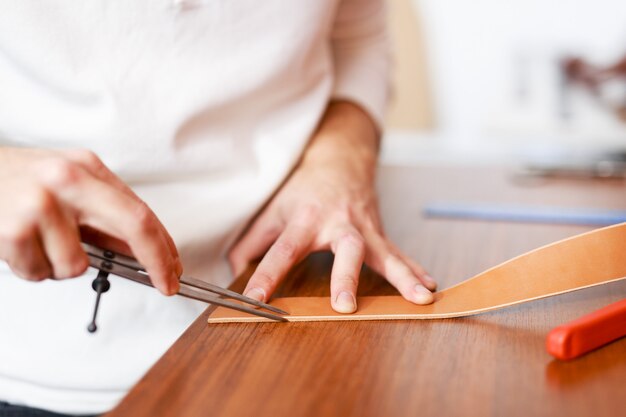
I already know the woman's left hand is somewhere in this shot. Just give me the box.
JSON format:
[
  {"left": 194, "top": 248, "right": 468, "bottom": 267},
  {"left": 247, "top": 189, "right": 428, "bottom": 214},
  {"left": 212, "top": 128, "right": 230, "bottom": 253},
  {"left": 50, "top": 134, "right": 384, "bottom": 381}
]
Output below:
[{"left": 228, "top": 102, "right": 436, "bottom": 313}]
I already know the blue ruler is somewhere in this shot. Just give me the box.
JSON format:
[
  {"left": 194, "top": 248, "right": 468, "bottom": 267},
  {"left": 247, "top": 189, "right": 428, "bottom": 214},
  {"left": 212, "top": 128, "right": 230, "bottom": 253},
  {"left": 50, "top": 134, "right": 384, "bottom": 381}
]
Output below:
[{"left": 423, "top": 203, "right": 626, "bottom": 226}]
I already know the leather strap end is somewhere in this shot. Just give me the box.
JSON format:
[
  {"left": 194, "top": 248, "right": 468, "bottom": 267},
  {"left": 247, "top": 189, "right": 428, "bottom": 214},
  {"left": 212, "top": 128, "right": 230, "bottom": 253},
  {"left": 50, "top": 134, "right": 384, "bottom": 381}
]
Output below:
[{"left": 546, "top": 298, "right": 626, "bottom": 360}]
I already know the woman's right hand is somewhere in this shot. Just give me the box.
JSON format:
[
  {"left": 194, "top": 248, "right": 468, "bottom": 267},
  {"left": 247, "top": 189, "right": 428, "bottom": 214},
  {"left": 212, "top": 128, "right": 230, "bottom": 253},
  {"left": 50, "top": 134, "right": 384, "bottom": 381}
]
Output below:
[{"left": 0, "top": 147, "right": 181, "bottom": 295}]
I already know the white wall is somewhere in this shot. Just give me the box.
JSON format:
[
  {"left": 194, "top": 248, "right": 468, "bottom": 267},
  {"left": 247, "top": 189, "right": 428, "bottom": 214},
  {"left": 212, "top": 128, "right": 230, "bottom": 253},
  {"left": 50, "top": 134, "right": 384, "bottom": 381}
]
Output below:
[{"left": 416, "top": 0, "right": 626, "bottom": 146}]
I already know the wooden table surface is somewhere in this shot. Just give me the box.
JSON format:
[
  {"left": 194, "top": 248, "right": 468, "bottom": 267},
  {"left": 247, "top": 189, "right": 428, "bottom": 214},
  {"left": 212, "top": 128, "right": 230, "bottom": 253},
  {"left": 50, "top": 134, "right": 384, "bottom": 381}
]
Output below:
[{"left": 107, "top": 164, "right": 626, "bottom": 417}]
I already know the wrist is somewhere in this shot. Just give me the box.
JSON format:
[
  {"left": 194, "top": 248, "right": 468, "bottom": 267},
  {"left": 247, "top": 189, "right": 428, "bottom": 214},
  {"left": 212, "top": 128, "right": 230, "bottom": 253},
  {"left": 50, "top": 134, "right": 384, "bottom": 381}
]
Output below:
[{"left": 300, "top": 101, "right": 380, "bottom": 171}]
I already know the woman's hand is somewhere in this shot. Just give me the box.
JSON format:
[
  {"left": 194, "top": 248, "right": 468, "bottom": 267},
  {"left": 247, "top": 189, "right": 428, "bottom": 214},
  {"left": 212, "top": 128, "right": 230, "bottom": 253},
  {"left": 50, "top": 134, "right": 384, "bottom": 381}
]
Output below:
[
  {"left": 0, "top": 148, "right": 181, "bottom": 294},
  {"left": 229, "top": 102, "right": 436, "bottom": 313}
]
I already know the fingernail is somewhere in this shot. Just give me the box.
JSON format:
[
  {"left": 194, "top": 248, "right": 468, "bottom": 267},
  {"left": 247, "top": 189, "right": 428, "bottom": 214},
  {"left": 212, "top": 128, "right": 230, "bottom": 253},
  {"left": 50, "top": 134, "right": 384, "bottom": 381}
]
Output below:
[
  {"left": 423, "top": 274, "right": 437, "bottom": 290},
  {"left": 413, "top": 285, "right": 434, "bottom": 305},
  {"left": 335, "top": 291, "right": 357, "bottom": 314},
  {"left": 245, "top": 287, "right": 266, "bottom": 303},
  {"left": 175, "top": 260, "right": 183, "bottom": 277}
]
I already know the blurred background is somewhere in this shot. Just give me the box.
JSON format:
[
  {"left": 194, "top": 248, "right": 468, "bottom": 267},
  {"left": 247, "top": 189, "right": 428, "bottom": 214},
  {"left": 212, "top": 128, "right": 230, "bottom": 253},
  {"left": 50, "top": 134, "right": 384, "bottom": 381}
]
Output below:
[{"left": 382, "top": 0, "right": 626, "bottom": 169}]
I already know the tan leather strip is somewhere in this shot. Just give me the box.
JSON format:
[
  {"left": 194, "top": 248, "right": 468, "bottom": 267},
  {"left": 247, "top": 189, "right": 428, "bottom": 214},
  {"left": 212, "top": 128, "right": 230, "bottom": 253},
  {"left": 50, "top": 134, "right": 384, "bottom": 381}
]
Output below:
[{"left": 208, "top": 223, "right": 626, "bottom": 323}]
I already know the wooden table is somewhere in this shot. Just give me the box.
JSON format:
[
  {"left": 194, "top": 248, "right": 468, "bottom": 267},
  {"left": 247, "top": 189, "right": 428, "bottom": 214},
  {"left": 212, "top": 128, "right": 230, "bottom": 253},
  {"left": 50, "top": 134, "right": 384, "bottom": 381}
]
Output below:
[{"left": 107, "top": 165, "right": 626, "bottom": 417}]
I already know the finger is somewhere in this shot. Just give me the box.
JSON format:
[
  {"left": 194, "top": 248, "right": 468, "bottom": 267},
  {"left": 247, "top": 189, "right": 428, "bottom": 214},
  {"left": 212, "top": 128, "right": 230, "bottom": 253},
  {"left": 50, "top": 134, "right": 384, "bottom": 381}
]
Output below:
[
  {"left": 1, "top": 225, "right": 52, "bottom": 281},
  {"left": 155, "top": 221, "right": 181, "bottom": 276},
  {"left": 61, "top": 151, "right": 181, "bottom": 274},
  {"left": 229, "top": 213, "right": 282, "bottom": 277},
  {"left": 45, "top": 169, "right": 180, "bottom": 295},
  {"left": 400, "top": 254, "right": 437, "bottom": 290},
  {"left": 79, "top": 226, "right": 132, "bottom": 256},
  {"left": 330, "top": 230, "right": 365, "bottom": 314},
  {"left": 364, "top": 231, "right": 433, "bottom": 305},
  {"left": 243, "top": 218, "right": 316, "bottom": 302},
  {"left": 81, "top": 190, "right": 179, "bottom": 295},
  {"left": 386, "top": 241, "right": 437, "bottom": 291},
  {"left": 37, "top": 199, "right": 88, "bottom": 279},
  {"left": 62, "top": 149, "right": 136, "bottom": 197}
]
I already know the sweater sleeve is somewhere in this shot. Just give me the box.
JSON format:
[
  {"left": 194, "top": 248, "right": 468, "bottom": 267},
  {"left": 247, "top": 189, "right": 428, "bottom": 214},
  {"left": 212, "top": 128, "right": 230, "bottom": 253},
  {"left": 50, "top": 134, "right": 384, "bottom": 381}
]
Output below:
[{"left": 330, "top": 0, "right": 391, "bottom": 130}]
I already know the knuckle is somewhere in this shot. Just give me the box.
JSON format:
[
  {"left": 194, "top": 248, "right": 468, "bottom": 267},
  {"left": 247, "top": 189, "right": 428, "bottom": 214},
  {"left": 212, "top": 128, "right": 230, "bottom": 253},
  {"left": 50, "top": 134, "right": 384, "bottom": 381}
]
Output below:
[
  {"left": 12, "top": 265, "right": 50, "bottom": 282},
  {"left": 362, "top": 216, "right": 382, "bottom": 233},
  {"left": 29, "top": 187, "right": 56, "bottom": 216},
  {"left": 295, "top": 204, "right": 320, "bottom": 224},
  {"left": 227, "top": 250, "right": 246, "bottom": 268},
  {"left": 72, "top": 149, "right": 101, "bottom": 166},
  {"left": 262, "top": 225, "right": 282, "bottom": 241},
  {"left": 334, "top": 199, "right": 363, "bottom": 223},
  {"left": 227, "top": 250, "right": 238, "bottom": 265},
  {"left": 250, "top": 269, "right": 276, "bottom": 289},
  {"left": 55, "top": 254, "right": 89, "bottom": 279},
  {"left": 336, "top": 273, "right": 359, "bottom": 288},
  {"left": 162, "top": 254, "right": 176, "bottom": 272},
  {"left": 272, "top": 240, "right": 298, "bottom": 261},
  {"left": 2, "top": 224, "right": 36, "bottom": 248},
  {"left": 411, "top": 262, "right": 426, "bottom": 276},
  {"left": 131, "top": 203, "right": 158, "bottom": 235},
  {"left": 336, "top": 200, "right": 353, "bottom": 219},
  {"left": 76, "top": 149, "right": 108, "bottom": 177},
  {"left": 339, "top": 232, "right": 365, "bottom": 252},
  {"left": 385, "top": 253, "right": 404, "bottom": 271},
  {"left": 147, "top": 251, "right": 176, "bottom": 276},
  {"left": 44, "top": 158, "right": 83, "bottom": 188}
]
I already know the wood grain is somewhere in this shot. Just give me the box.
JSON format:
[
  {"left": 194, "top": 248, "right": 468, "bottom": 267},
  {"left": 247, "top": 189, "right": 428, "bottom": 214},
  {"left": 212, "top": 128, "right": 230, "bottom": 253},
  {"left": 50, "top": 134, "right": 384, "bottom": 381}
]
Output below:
[{"left": 106, "top": 165, "right": 626, "bottom": 417}]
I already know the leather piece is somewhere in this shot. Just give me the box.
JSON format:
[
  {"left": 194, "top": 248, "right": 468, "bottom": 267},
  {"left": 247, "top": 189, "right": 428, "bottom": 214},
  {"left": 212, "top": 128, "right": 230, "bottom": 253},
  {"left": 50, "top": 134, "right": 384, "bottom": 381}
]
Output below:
[{"left": 208, "top": 223, "right": 626, "bottom": 323}]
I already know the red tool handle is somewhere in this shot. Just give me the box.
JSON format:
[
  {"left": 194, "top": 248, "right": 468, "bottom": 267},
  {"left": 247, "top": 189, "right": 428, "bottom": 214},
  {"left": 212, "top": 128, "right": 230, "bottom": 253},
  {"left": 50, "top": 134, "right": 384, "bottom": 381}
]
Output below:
[{"left": 547, "top": 298, "right": 626, "bottom": 360}]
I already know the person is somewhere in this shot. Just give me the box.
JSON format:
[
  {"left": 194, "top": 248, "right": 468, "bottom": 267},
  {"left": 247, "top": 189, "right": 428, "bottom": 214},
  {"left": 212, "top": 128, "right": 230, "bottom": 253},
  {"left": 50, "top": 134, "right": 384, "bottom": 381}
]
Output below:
[{"left": 0, "top": 1, "right": 436, "bottom": 416}]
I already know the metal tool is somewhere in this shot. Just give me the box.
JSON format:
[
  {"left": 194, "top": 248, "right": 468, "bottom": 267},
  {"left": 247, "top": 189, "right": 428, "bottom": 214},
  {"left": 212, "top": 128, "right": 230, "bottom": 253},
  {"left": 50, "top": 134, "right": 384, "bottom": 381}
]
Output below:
[{"left": 83, "top": 243, "right": 288, "bottom": 332}]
